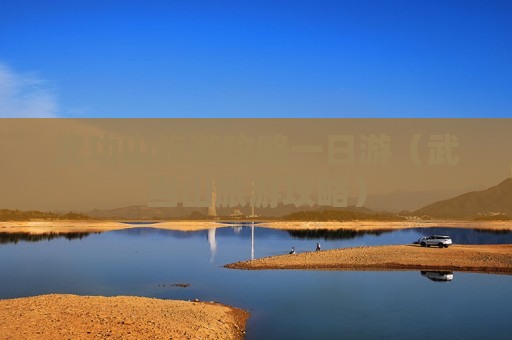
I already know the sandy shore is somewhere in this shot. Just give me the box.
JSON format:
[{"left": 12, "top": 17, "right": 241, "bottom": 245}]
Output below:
[
  {"left": 0, "top": 220, "right": 222, "bottom": 234},
  {"left": 226, "top": 244, "right": 512, "bottom": 274},
  {"left": 0, "top": 294, "right": 249, "bottom": 340},
  {"left": 260, "top": 220, "right": 512, "bottom": 231},
  {"left": 2, "top": 220, "right": 512, "bottom": 235}
]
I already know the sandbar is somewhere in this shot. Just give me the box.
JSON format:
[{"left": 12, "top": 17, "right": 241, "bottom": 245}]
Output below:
[
  {"left": 2, "top": 220, "right": 512, "bottom": 235},
  {"left": 225, "top": 244, "right": 512, "bottom": 274},
  {"left": 0, "top": 294, "right": 249, "bottom": 339}
]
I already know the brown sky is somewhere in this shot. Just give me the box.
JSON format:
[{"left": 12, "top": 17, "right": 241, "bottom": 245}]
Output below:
[{"left": 0, "top": 118, "right": 510, "bottom": 211}]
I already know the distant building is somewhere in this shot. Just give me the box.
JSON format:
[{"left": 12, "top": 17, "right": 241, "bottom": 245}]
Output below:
[{"left": 207, "top": 180, "right": 217, "bottom": 217}]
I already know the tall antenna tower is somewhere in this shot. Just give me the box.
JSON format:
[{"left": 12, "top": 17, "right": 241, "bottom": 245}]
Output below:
[{"left": 250, "top": 181, "right": 256, "bottom": 218}]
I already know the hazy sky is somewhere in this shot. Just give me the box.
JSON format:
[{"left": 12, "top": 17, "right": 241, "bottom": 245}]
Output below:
[
  {"left": 1, "top": 118, "right": 511, "bottom": 211},
  {"left": 1, "top": 2, "right": 511, "bottom": 211},
  {"left": 1, "top": 0, "right": 511, "bottom": 118}
]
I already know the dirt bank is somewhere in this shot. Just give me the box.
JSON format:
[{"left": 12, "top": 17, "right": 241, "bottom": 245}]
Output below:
[
  {"left": 260, "top": 221, "right": 512, "bottom": 231},
  {"left": 1, "top": 220, "right": 512, "bottom": 235},
  {"left": 0, "top": 220, "right": 221, "bottom": 234},
  {"left": 0, "top": 294, "right": 249, "bottom": 340},
  {"left": 226, "top": 244, "right": 512, "bottom": 274}
]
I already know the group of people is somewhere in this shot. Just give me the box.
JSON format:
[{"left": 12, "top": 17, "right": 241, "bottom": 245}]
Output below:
[{"left": 289, "top": 243, "right": 321, "bottom": 254}]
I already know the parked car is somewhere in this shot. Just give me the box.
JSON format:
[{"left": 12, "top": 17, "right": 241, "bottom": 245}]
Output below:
[
  {"left": 416, "top": 235, "right": 452, "bottom": 248},
  {"left": 420, "top": 271, "right": 454, "bottom": 282}
]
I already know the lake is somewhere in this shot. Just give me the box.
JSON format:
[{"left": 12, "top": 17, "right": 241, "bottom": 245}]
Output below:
[{"left": 1, "top": 225, "right": 511, "bottom": 339}]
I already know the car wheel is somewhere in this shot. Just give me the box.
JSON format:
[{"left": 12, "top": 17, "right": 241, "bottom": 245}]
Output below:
[
  {"left": 438, "top": 243, "right": 444, "bottom": 248},
  {"left": 420, "top": 242, "right": 426, "bottom": 247},
  {"left": 444, "top": 245, "right": 449, "bottom": 248}
]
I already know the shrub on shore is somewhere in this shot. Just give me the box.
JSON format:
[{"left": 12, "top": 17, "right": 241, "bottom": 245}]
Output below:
[{"left": 282, "top": 210, "right": 406, "bottom": 222}]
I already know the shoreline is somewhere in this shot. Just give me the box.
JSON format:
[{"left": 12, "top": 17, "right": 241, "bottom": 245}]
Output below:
[
  {"left": 260, "top": 220, "right": 512, "bottom": 231},
  {"left": 0, "top": 294, "right": 249, "bottom": 339},
  {"left": 225, "top": 244, "right": 512, "bottom": 274},
  {"left": 1, "top": 220, "right": 512, "bottom": 235},
  {"left": 0, "top": 220, "right": 221, "bottom": 234}
]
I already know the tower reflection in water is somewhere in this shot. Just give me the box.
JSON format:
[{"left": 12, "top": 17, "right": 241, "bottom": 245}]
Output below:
[
  {"left": 207, "top": 223, "right": 256, "bottom": 261},
  {"left": 207, "top": 228, "right": 216, "bottom": 263}
]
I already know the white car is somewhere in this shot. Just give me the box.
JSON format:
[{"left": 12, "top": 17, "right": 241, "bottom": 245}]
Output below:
[{"left": 417, "top": 235, "right": 452, "bottom": 248}]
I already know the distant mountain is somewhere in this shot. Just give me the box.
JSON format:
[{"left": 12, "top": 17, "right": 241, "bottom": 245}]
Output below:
[
  {"left": 413, "top": 178, "right": 512, "bottom": 219},
  {"left": 87, "top": 180, "right": 512, "bottom": 220},
  {"left": 87, "top": 203, "right": 298, "bottom": 219},
  {"left": 87, "top": 204, "right": 204, "bottom": 220},
  {"left": 315, "top": 205, "right": 379, "bottom": 215},
  {"left": 87, "top": 202, "right": 383, "bottom": 220},
  {"left": 349, "top": 185, "right": 487, "bottom": 213}
]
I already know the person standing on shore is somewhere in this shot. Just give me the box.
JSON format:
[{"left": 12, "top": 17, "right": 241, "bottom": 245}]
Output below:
[{"left": 316, "top": 243, "right": 321, "bottom": 251}]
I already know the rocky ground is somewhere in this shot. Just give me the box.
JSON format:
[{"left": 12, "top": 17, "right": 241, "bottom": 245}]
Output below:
[
  {"left": 226, "top": 244, "right": 512, "bottom": 274},
  {"left": 0, "top": 294, "right": 249, "bottom": 340}
]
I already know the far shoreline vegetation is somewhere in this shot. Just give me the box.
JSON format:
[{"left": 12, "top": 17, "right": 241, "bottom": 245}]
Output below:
[
  {"left": 0, "top": 209, "right": 90, "bottom": 221},
  {"left": 473, "top": 214, "right": 512, "bottom": 221},
  {"left": 1, "top": 208, "right": 511, "bottom": 222}
]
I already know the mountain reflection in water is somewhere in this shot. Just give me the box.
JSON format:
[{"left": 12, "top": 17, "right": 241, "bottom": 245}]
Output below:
[
  {"left": 287, "top": 229, "right": 393, "bottom": 240},
  {"left": 0, "top": 232, "right": 97, "bottom": 245}
]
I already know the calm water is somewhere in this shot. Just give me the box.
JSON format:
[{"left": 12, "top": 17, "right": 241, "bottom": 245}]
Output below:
[{"left": 1, "top": 226, "right": 512, "bottom": 339}]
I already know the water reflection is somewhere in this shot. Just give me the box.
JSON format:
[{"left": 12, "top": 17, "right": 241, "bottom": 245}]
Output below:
[
  {"left": 207, "top": 228, "right": 217, "bottom": 262},
  {"left": 287, "top": 229, "right": 393, "bottom": 240},
  {"left": 209, "top": 225, "right": 256, "bottom": 261},
  {"left": 0, "top": 232, "right": 96, "bottom": 245},
  {"left": 420, "top": 271, "right": 454, "bottom": 282},
  {"left": 217, "top": 221, "right": 265, "bottom": 225},
  {"left": 251, "top": 225, "right": 255, "bottom": 260},
  {"left": 3, "top": 226, "right": 512, "bottom": 256},
  {"left": 415, "top": 228, "right": 512, "bottom": 244},
  {"left": 288, "top": 227, "right": 512, "bottom": 243},
  {"left": 1, "top": 226, "right": 512, "bottom": 339}
]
